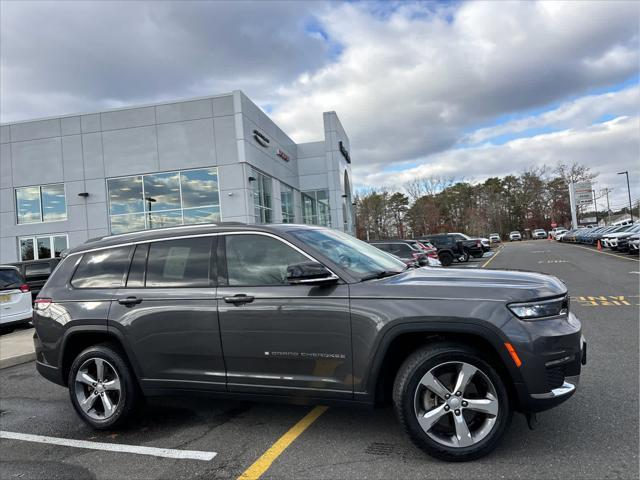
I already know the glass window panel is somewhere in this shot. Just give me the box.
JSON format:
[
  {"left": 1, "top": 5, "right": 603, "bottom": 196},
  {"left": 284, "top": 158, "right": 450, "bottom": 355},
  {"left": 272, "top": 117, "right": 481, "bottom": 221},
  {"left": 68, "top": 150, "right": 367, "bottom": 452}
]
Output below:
[
  {"left": 225, "top": 235, "right": 307, "bottom": 286},
  {"left": 37, "top": 236, "right": 52, "bottom": 259},
  {"left": 15, "top": 187, "right": 42, "bottom": 224},
  {"left": 41, "top": 184, "right": 67, "bottom": 222},
  {"left": 143, "top": 172, "right": 181, "bottom": 212},
  {"left": 110, "top": 213, "right": 146, "bottom": 235},
  {"left": 147, "top": 209, "right": 182, "bottom": 229},
  {"left": 253, "top": 170, "right": 272, "bottom": 224},
  {"left": 281, "top": 184, "right": 294, "bottom": 223},
  {"left": 25, "top": 262, "right": 52, "bottom": 276},
  {"left": 181, "top": 168, "right": 219, "bottom": 208},
  {"left": 20, "top": 238, "right": 34, "bottom": 261},
  {"left": 53, "top": 236, "right": 68, "bottom": 257},
  {"left": 182, "top": 206, "right": 220, "bottom": 225},
  {"left": 108, "top": 176, "right": 144, "bottom": 215},
  {"left": 316, "top": 190, "right": 331, "bottom": 227},
  {"left": 146, "top": 238, "right": 211, "bottom": 287},
  {"left": 72, "top": 246, "right": 132, "bottom": 288},
  {"left": 302, "top": 193, "right": 316, "bottom": 224}
]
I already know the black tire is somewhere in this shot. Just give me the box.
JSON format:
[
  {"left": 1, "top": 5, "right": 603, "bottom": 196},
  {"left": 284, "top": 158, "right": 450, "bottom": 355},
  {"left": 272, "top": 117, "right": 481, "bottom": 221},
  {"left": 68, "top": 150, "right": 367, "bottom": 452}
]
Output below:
[
  {"left": 392, "top": 343, "right": 512, "bottom": 462},
  {"left": 439, "top": 252, "right": 454, "bottom": 267},
  {"left": 68, "top": 343, "right": 141, "bottom": 430},
  {"left": 457, "top": 250, "right": 470, "bottom": 263}
]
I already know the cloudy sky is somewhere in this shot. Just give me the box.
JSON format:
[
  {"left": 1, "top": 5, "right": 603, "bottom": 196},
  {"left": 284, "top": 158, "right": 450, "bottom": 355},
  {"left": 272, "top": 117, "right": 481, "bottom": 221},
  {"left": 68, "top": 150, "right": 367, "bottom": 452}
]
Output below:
[{"left": 1, "top": 0, "right": 638, "bottom": 209}]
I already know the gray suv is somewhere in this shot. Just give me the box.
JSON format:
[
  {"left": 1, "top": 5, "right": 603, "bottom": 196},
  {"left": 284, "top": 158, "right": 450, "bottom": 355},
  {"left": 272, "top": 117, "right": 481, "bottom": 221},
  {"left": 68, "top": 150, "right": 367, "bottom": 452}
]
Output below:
[{"left": 33, "top": 223, "right": 586, "bottom": 461}]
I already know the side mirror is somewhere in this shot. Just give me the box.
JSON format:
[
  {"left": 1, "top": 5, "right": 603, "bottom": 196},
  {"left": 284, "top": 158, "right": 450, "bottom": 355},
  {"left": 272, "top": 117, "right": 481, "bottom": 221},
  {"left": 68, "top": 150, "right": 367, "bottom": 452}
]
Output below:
[{"left": 287, "top": 262, "right": 338, "bottom": 285}]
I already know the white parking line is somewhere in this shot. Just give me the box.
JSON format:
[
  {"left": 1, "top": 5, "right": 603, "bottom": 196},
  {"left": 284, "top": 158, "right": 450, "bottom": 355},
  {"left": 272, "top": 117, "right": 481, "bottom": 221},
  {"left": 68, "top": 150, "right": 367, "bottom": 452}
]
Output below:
[{"left": 0, "top": 431, "right": 217, "bottom": 461}]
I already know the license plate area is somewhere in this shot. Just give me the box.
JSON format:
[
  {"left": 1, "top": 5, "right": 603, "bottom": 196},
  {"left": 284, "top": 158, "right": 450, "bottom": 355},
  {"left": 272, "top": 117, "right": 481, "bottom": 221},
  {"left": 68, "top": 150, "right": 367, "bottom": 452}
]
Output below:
[{"left": 0, "top": 294, "right": 11, "bottom": 303}]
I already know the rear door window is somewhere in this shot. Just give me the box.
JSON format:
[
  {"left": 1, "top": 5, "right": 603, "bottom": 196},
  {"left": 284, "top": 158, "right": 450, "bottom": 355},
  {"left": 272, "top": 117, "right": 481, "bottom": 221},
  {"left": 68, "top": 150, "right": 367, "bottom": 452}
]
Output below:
[
  {"left": 72, "top": 246, "right": 133, "bottom": 288},
  {"left": 0, "top": 268, "right": 23, "bottom": 290},
  {"left": 145, "top": 238, "right": 212, "bottom": 288},
  {"left": 25, "top": 262, "right": 52, "bottom": 276}
]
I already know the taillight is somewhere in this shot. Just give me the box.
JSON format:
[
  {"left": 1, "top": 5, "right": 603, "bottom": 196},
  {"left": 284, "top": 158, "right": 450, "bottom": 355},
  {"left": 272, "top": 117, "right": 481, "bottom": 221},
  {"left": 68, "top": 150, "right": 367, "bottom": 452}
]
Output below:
[
  {"left": 34, "top": 298, "right": 52, "bottom": 310},
  {"left": 477, "top": 240, "right": 481, "bottom": 247},
  {"left": 19, "top": 284, "right": 30, "bottom": 293},
  {"left": 427, "top": 252, "right": 438, "bottom": 258}
]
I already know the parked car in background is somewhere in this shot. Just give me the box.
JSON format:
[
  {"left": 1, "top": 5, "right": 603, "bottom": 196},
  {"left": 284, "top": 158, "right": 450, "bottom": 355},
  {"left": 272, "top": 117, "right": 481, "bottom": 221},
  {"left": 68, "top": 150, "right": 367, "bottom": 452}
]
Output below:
[
  {"left": 421, "top": 233, "right": 484, "bottom": 264},
  {"left": 0, "top": 265, "right": 33, "bottom": 328},
  {"left": 551, "top": 228, "right": 568, "bottom": 239},
  {"left": 532, "top": 229, "right": 547, "bottom": 239},
  {"left": 602, "top": 224, "right": 638, "bottom": 250},
  {"left": 489, "top": 233, "right": 501, "bottom": 243},
  {"left": 11, "top": 258, "right": 60, "bottom": 302},
  {"left": 398, "top": 240, "right": 442, "bottom": 266},
  {"left": 448, "top": 233, "right": 489, "bottom": 256},
  {"left": 369, "top": 241, "right": 424, "bottom": 267},
  {"left": 509, "top": 231, "right": 522, "bottom": 241}
]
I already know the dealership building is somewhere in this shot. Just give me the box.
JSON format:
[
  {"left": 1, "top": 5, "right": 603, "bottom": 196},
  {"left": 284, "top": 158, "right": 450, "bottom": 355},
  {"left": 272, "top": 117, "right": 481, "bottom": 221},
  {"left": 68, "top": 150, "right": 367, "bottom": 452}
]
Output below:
[{"left": 0, "top": 91, "right": 354, "bottom": 263}]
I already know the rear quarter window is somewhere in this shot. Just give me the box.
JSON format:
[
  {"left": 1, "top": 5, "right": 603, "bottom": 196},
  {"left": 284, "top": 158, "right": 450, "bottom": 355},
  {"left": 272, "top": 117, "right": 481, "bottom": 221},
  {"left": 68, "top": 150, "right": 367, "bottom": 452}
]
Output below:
[{"left": 71, "top": 246, "right": 133, "bottom": 289}]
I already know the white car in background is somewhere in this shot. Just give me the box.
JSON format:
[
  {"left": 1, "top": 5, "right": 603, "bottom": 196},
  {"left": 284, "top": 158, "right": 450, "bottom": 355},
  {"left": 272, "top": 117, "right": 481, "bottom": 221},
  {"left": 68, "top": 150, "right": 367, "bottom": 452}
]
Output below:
[
  {"left": 509, "top": 231, "right": 522, "bottom": 241},
  {"left": 551, "top": 228, "right": 568, "bottom": 239},
  {"left": 532, "top": 229, "right": 547, "bottom": 239},
  {"left": 489, "top": 233, "right": 501, "bottom": 243},
  {"left": 0, "top": 265, "right": 32, "bottom": 328}
]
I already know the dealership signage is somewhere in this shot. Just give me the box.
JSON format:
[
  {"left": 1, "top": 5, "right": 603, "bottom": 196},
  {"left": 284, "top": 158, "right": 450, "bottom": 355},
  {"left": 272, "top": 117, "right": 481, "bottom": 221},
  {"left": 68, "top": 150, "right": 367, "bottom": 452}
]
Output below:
[
  {"left": 339, "top": 141, "right": 351, "bottom": 164},
  {"left": 574, "top": 181, "right": 593, "bottom": 205},
  {"left": 253, "top": 130, "right": 270, "bottom": 148},
  {"left": 276, "top": 149, "right": 290, "bottom": 162}
]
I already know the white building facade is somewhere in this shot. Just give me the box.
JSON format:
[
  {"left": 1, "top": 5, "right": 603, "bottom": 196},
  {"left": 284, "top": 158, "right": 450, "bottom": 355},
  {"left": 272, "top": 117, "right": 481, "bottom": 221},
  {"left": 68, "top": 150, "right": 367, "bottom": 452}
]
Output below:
[{"left": 0, "top": 91, "right": 354, "bottom": 263}]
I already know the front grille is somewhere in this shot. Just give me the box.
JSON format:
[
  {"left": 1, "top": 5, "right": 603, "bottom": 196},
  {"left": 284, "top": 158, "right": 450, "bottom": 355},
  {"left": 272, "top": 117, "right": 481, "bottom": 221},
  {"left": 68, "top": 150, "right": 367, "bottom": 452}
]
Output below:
[{"left": 545, "top": 365, "right": 566, "bottom": 390}]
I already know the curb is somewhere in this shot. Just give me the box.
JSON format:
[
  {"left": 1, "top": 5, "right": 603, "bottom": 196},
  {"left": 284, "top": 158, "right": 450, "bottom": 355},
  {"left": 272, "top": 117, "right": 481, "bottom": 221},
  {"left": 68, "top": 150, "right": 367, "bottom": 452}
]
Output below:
[{"left": 0, "top": 352, "right": 36, "bottom": 369}]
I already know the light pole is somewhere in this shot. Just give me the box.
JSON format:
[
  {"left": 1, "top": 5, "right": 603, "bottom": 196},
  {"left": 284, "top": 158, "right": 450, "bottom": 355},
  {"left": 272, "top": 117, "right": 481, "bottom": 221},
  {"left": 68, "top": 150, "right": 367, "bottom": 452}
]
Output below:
[{"left": 617, "top": 171, "right": 633, "bottom": 223}]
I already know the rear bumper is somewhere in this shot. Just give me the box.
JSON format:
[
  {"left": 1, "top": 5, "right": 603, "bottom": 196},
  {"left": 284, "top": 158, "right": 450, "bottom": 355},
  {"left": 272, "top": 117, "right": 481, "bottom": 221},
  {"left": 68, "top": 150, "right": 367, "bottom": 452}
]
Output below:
[{"left": 0, "top": 310, "right": 32, "bottom": 325}]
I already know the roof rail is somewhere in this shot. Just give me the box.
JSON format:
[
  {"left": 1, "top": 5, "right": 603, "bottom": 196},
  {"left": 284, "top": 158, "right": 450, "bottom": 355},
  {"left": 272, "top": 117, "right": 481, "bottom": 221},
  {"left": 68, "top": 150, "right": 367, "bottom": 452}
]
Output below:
[{"left": 88, "top": 222, "right": 249, "bottom": 242}]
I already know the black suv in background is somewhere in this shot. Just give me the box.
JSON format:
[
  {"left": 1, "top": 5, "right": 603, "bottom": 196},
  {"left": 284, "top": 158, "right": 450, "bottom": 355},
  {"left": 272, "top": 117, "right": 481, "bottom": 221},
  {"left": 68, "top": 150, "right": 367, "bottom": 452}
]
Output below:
[
  {"left": 11, "top": 258, "right": 60, "bottom": 302},
  {"left": 368, "top": 241, "right": 427, "bottom": 266},
  {"left": 421, "top": 233, "right": 484, "bottom": 263},
  {"left": 33, "top": 223, "right": 586, "bottom": 461}
]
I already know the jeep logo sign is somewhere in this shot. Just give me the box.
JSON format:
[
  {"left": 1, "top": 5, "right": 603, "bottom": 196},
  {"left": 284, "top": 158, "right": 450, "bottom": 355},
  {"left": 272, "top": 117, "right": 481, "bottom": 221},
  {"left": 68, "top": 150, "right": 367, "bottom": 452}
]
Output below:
[{"left": 277, "top": 149, "right": 290, "bottom": 162}]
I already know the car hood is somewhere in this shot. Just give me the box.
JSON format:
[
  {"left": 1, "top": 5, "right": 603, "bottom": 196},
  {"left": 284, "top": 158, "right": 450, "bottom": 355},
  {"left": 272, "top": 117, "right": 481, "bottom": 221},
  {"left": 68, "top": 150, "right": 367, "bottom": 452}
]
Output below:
[{"left": 366, "top": 267, "right": 566, "bottom": 303}]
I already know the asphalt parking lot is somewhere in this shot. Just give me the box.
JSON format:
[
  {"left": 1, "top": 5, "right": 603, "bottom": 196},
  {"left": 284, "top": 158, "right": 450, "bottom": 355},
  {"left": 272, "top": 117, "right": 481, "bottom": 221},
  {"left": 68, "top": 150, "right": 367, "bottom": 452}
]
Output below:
[{"left": 1, "top": 240, "right": 638, "bottom": 480}]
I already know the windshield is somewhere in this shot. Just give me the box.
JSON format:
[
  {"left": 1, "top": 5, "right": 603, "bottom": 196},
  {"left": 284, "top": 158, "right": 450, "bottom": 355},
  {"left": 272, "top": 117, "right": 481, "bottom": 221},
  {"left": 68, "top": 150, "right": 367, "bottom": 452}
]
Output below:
[{"left": 289, "top": 228, "right": 407, "bottom": 279}]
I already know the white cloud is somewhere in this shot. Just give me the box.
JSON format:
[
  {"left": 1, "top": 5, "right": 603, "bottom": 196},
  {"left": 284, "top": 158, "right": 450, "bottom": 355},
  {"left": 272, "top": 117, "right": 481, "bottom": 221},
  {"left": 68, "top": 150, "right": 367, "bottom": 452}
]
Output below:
[
  {"left": 355, "top": 115, "right": 640, "bottom": 208},
  {"left": 465, "top": 85, "right": 640, "bottom": 144},
  {"left": 272, "top": 1, "right": 639, "bottom": 169}
]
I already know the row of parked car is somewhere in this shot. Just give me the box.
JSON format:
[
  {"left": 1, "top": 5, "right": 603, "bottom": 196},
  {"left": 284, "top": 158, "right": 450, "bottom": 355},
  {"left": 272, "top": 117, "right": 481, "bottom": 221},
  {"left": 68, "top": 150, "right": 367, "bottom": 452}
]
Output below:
[
  {"left": 556, "top": 223, "right": 639, "bottom": 254},
  {"left": 369, "top": 232, "right": 490, "bottom": 267},
  {"left": 0, "top": 258, "right": 60, "bottom": 329}
]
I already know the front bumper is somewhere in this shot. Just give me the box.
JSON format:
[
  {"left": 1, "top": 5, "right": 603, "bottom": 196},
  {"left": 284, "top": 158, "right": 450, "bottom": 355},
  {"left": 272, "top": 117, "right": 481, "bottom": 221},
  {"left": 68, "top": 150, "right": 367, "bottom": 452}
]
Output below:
[{"left": 509, "top": 313, "right": 586, "bottom": 413}]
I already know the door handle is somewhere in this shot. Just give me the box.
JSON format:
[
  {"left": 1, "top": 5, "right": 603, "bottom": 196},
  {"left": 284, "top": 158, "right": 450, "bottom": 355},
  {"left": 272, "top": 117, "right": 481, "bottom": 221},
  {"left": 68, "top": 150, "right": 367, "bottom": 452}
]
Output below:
[
  {"left": 223, "top": 294, "right": 255, "bottom": 305},
  {"left": 118, "top": 296, "right": 142, "bottom": 306}
]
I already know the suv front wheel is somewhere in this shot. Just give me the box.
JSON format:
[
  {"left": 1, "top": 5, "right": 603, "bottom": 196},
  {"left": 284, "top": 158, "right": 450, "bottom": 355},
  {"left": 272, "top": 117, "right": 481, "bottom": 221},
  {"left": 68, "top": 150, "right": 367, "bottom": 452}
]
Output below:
[
  {"left": 68, "top": 343, "right": 140, "bottom": 429},
  {"left": 393, "top": 343, "right": 512, "bottom": 461}
]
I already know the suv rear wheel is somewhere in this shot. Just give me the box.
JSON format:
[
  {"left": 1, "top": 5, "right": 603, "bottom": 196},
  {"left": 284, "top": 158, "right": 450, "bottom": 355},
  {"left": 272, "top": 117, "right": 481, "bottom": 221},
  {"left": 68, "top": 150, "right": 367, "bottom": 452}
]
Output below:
[
  {"left": 68, "top": 343, "right": 140, "bottom": 429},
  {"left": 438, "top": 251, "right": 454, "bottom": 266},
  {"left": 393, "top": 343, "right": 512, "bottom": 461}
]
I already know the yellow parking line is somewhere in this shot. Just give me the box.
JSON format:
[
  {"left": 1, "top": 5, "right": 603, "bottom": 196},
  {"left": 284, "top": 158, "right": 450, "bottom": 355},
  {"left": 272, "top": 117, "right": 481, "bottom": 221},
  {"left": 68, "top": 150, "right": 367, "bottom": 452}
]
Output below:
[
  {"left": 570, "top": 244, "right": 640, "bottom": 262},
  {"left": 482, "top": 246, "right": 504, "bottom": 268},
  {"left": 237, "top": 406, "right": 328, "bottom": 480}
]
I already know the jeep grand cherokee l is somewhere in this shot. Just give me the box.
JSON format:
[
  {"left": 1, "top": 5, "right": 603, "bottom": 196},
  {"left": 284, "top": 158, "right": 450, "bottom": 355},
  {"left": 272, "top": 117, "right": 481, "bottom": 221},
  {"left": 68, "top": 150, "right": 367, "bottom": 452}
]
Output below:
[{"left": 33, "top": 224, "right": 586, "bottom": 461}]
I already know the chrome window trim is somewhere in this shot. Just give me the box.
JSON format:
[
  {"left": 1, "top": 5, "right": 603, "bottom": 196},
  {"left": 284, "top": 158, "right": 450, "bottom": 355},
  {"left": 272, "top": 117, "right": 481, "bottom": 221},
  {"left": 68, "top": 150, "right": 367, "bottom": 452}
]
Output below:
[{"left": 65, "top": 230, "right": 343, "bottom": 282}]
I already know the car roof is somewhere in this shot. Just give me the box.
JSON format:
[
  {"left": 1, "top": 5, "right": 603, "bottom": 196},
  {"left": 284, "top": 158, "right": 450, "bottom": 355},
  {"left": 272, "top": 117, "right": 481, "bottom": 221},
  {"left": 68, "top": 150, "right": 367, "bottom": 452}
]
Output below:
[{"left": 64, "top": 223, "right": 324, "bottom": 255}]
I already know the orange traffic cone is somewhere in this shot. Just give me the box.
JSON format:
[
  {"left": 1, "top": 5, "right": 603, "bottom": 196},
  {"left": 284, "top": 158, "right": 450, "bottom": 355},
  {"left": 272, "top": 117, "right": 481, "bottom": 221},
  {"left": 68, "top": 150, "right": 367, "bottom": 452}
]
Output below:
[{"left": 597, "top": 240, "right": 602, "bottom": 251}]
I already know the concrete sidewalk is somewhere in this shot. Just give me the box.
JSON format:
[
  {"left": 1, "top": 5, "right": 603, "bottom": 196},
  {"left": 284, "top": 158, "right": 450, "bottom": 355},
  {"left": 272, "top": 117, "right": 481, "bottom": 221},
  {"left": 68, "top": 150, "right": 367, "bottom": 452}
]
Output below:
[{"left": 0, "top": 326, "right": 35, "bottom": 369}]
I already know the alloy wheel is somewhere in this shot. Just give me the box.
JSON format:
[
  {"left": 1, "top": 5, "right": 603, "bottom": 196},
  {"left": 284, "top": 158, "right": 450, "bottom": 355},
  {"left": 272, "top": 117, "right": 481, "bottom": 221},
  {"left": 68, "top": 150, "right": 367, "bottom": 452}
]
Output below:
[
  {"left": 74, "top": 358, "right": 122, "bottom": 421},
  {"left": 413, "top": 361, "right": 499, "bottom": 448}
]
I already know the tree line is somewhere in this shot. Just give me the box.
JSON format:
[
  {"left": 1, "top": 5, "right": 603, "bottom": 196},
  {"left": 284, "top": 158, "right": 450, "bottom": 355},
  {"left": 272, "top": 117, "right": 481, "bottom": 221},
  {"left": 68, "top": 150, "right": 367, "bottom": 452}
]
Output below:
[{"left": 354, "top": 163, "right": 598, "bottom": 240}]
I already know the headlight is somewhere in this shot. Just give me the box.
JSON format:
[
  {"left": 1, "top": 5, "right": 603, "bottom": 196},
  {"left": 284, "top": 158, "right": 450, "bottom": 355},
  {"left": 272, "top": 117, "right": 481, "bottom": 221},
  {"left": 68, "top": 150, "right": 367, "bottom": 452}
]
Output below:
[{"left": 508, "top": 295, "right": 569, "bottom": 320}]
